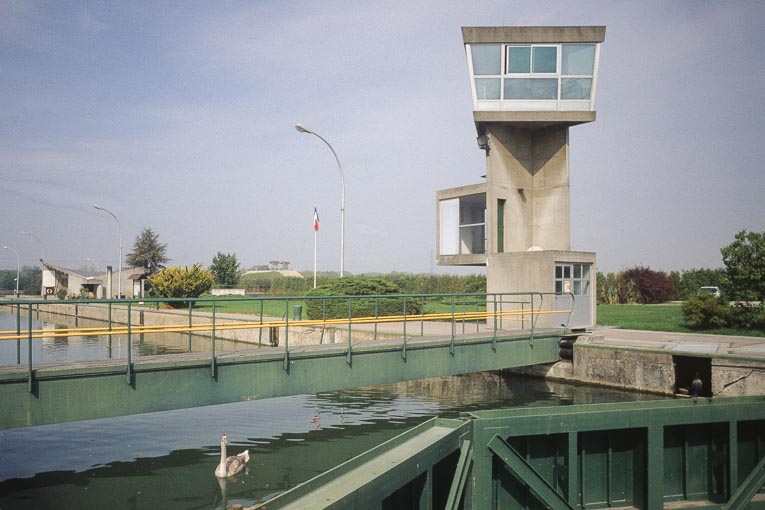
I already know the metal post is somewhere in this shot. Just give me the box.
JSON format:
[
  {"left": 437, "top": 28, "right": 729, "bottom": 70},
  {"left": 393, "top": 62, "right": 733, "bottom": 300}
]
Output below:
[
  {"left": 420, "top": 296, "right": 425, "bottom": 337},
  {"left": 107, "top": 302, "right": 112, "bottom": 358},
  {"left": 16, "top": 303, "right": 20, "bottom": 365},
  {"left": 492, "top": 294, "right": 497, "bottom": 351},
  {"left": 729, "top": 420, "right": 738, "bottom": 497},
  {"left": 211, "top": 301, "right": 216, "bottom": 377},
  {"left": 126, "top": 302, "right": 132, "bottom": 385},
  {"left": 258, "top": 300, "right": 264, "bottom": 346},
  {"left": 530, "top": 293, "right": 535, "bottom": 345},
  {"left": 647, "top": 426, "right": 664, "bottom": 510},
  {"left": 283, "top": 299, "right": 289, "bottom": 370},
  {"left": 374, "top": 297, "right": 378, "bottom": 341},
  {"left": 567, "top": 431, "right": 578, "bottom": 505},
  {"left": 347, "top": 297, "right": 352, "bottom": 365},
  {"left": 188, "top": 301, "right": 193, "bottom": 352},
  {"left": 27, "top": 303, "right": 33, "bottom": 393},
  {"left": 450, "top": 296, "right": 455, "bottom": 356},
  {"left": 462, "top": 296, "right": 466, "bottom": 334},
  {"left": 401, "top": 297, "right": 407, "bottom": 360}
]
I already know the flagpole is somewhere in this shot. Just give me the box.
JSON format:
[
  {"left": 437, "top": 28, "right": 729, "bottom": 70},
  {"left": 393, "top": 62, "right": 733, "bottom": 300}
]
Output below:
[{"left": 313, "top": 206, "right": 318, "bottom": 288}]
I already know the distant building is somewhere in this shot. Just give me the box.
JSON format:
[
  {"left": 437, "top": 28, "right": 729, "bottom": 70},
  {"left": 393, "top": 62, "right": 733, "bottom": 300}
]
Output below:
[
  {"left": 41, "top": 262, "right": 147, "bottom": 298},
  {"left": 436, "top": 26, "right": 605, "bottom": 329}
]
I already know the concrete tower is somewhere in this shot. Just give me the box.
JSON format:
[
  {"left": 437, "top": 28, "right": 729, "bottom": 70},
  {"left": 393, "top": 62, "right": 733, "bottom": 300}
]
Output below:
[{"left": 436, "top": 26, "right": 606, "bottom": 329}]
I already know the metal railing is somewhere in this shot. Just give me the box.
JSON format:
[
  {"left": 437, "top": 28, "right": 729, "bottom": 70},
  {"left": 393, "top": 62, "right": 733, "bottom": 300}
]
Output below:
[{"left": 0, "top": 292, "right": 573, "bottom": 390}]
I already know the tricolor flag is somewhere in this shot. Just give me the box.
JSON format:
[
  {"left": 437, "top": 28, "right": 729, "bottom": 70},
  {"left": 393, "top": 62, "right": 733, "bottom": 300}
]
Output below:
[{"left": 313, "top": 207, "right": 320, "bottom": 232}]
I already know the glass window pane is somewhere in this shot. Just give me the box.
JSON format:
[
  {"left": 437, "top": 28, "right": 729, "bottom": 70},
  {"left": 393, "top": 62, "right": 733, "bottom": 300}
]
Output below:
[
  {"left": 563, "top": 266, "right": 571, "bottom": 279},
  {"left": 507, "top": 46, "right": 530, "bottom": 73},
  {"left": 582, "top": 280, "right": 591, "bottom": 295},
  {"left": 555, "top": 281, "right": 562, "bottom": 294},
  {"left": 562, "top": 44, "right": 595, "bottom": 75},
  {"left": 474, "top": 78, "right": 500, "bottom": 100},
  {"left": 439, "top": 199, "right": 459, "bottom": 255},
  {"left": 532, "top": 47, "right": 557, "bottom": 73},
  {"left": 582, "top": 265, "right": 590, "bottom": 279},
  {"left": 504, "top": 78, "right": 557, "bottom": 100},
  {"left": 555, "top": 266, "right": 562, "bottom": 279},
  {"left": 574, "top": 281, "right": 582, "bottom": 295},
  {"left": 574, "top": 264, "right": 581, "bottom": 279},
  {"left": 561, "top": 78, "right": 592, "bottom": 100},
  {"left": 471, "top": 45, "right": 501, "bottom": 75}
]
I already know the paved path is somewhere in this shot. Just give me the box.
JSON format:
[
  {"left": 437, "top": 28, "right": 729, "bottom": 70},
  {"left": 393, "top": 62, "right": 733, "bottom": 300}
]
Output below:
[{"left": 589, "top": 327, "right": 765, "bottom": 359}]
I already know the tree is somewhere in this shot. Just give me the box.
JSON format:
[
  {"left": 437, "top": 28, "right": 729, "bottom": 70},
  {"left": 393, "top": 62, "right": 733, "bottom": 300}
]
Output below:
[
  {"left": 126, "top": 228, "right": 169, "bottom": 276},
  {"left": 149, "top": 264, "right": 214, "bottom": 307},
  {"left": 619, "top": 266, "right": 675, "bottom": 304},
  {"left": 721, "top": 230, "right": 765, "bottom": 301},
  {"left": 210, "top": 252, "right": 241, "bottom": 287}
]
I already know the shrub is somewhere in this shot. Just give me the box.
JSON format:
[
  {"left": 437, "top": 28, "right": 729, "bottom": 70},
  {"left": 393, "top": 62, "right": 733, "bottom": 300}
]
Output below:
[
  {"left": 149, "top": 264, "right": 214, "bottom": 307},
  {"left": 620, "top": 266, "right": 675, "bottom": 304},
  {"left": 728, "top": 302, "right": 765, "bottom": 331},
  {"left": 682, "top": 294, "right": 730, "bottom": 329},
  {"left": 305, "top": 276, "right": 421, "bottom": 320}
]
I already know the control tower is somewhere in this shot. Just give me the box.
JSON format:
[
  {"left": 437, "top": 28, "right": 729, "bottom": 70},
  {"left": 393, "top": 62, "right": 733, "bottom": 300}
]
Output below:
[{"left": 436, "top": 26, "right": 606, "bottom": 328}]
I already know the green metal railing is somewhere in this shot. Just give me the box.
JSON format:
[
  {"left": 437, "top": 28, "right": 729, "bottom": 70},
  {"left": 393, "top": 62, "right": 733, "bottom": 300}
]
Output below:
[{"left": 0, "top": 291, "right": 573, "bottom": 392}]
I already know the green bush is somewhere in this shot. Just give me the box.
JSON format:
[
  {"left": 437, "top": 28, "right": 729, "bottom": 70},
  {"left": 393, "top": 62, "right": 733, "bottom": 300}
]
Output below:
[
  {"left": 149, "top": 264, "right": 214, "bottom": 307},
  {"left": 682, "top": 294, "right": 730, "bottom": 329},
  {"left": 728, "top": 302, "right": 765, "bottom": 331},
  {"left": 305, "top": 276, "right": 421, "bottom": 320}
]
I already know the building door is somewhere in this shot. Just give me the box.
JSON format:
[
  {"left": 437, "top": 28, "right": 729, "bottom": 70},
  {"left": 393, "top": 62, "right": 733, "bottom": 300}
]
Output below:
[{"left": 554, "top": 262, "right": 592, "bottom": 328}]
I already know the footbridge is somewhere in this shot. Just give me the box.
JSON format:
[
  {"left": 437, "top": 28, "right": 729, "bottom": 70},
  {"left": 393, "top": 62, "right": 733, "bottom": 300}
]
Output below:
[{"left": 0, "top": 292, "right": 570, "bottom": 430}]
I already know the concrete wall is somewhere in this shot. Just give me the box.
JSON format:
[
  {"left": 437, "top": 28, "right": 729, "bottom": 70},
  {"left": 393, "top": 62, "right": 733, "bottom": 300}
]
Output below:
[
  {"left": 487, "top": 250, "right": 596, "bottom": 328},
  {"left": 486, "top": 124, "right": 570, "bottom": 252},
  {"left": 512, "top": 337, "right": 765, "bottom": 397}
]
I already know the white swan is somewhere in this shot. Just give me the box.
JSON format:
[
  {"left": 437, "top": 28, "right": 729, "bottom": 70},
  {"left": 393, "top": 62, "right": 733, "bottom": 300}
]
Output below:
[{"left": 215, "top": 434, "right": 250, "bottom": 478}]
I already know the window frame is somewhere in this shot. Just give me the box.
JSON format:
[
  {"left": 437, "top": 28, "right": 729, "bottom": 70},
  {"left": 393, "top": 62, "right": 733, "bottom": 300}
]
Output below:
[{"left": 467, "top": 42, "right": 599, "bottom": 111}]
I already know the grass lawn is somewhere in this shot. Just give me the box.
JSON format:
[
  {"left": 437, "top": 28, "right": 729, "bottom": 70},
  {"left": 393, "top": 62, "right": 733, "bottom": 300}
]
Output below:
[
  {"left": 190, "top": 296, "right": 486, "bottom": 318},
  {"left": 193, "top": 298, "right": 303, "bottom": 317},
  {"left": 597, "top": 304, "right": 764, "bottom": 337}
]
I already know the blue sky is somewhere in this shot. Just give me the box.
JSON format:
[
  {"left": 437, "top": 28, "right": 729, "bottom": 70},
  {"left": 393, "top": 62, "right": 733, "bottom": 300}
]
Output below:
[{"left": 1, "top": 0, "right": 763, "bottom": 275}]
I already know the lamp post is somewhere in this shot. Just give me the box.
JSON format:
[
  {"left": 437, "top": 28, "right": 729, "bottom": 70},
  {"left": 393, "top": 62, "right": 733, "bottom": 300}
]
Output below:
[
  {"left": 295, "top": 124, "right": 345, "bottom": 277},
  {"left": 2, "top": 245, "right": 20, "bottom": 297},
  {"left": 20, "top": 231, "right": 45, "bottom": 261},
  {"left": 93, "top": 204, "right": 123, "bottom": 298}
]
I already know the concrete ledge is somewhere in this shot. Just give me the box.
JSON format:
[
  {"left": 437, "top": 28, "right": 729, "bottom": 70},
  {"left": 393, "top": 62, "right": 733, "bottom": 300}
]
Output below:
[
  {"left": 474, "top": 110, "right": 596, "bottom": 128},
  {"left": 462, "top": 26, "right": 606, "bottom": 44}
]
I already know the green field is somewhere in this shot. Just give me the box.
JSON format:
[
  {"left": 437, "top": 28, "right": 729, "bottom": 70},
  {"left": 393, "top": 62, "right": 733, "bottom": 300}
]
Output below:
[
  {"left": 192, "top": 296, "right": 486, "bottom": 318},
  {"left": 597, "top": 304, "right": 764, "bottom": 337}
]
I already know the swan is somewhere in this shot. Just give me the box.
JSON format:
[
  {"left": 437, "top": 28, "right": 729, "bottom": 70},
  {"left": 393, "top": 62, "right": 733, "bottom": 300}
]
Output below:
[{"left": 215, "top": 434, "right": 250, "bottom": 478}]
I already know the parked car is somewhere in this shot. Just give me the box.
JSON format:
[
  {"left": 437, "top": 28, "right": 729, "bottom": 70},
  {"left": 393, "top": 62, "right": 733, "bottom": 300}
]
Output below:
[{"left": 699, "top": 286, "right": 721, "bottom": 298}]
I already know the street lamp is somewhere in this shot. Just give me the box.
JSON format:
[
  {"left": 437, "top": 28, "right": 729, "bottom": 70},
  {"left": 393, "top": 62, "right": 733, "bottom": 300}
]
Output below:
[
  {"left": 20, "top": 231, "right": 45, "bottom": 261},
  {"left": 2, "top": 245, "right": 20, "bottom": 297},
  {"left": 93, "top": 204, "right": 123, "bottom": 298},
  {"left": 295, "top": 123, "right": 346, "bottom": 277}
]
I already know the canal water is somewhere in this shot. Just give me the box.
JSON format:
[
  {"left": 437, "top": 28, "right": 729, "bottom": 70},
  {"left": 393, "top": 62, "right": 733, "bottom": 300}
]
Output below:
[{"left": 0, "top": 311, "right": 662, "bottom": 509}]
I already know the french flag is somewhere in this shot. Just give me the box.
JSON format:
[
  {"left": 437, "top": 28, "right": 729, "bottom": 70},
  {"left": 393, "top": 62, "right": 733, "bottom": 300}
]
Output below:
[{"left": 313, "top": 207, "right": 320, "bottom": 232}]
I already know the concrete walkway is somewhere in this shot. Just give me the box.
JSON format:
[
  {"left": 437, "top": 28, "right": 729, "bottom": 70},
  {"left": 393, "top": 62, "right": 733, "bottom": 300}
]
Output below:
[{"left": 589, "top": 326, "right": 765, "bottom": 359}]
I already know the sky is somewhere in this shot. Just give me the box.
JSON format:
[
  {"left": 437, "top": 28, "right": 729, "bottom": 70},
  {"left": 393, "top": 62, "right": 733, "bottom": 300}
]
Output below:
[{"left": 1, "top": 0, "right": 763, "bottom": 276}]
